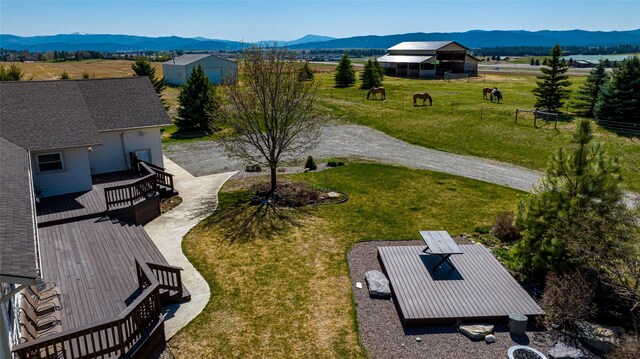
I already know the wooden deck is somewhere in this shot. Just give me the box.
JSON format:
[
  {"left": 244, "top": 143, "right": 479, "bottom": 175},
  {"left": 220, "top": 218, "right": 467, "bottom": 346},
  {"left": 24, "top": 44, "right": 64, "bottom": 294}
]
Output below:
[
  {"left": 378, "top": 245, "right": 544, "bottom": 326},
  {"left": 37, "top": 218, "right": 171, "bottom": 331},
  {"left": 36, "top": 171, "right": 143, "bottom": 226}
]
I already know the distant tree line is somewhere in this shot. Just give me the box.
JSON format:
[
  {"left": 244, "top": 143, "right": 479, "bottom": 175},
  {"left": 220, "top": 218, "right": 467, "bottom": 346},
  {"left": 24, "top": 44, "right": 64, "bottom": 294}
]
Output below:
[{"left": 474, "top": 44, "right": 640, "bottom": 57}]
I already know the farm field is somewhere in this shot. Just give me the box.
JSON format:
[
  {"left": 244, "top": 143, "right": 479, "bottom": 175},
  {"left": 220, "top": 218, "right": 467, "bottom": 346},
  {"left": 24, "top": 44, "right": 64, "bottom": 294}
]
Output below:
[
  {"left": 5, "top": 59, "right": 639, "bottom": 191},
  {"left": 168, "top": 163, "right": 522, "bottom": 358}
]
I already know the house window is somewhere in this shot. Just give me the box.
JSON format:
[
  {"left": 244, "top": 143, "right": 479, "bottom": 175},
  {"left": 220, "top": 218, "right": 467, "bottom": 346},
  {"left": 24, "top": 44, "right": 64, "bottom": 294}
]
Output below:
[{"left": 37, "top": 152, "right": 64, "bottom": 172}]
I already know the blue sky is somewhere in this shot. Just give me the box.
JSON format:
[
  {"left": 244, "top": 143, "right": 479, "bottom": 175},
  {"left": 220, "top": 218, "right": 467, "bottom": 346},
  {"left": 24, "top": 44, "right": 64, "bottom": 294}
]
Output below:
[{"left": 1, "top": 1, "right": 639, "bottom": 41}]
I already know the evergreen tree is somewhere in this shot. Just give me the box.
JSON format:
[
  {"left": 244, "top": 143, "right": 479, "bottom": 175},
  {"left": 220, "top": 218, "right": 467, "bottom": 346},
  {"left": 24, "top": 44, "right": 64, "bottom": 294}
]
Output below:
[
  {"left": 603, "top": 58, "right": 611, "bottom": 68},
  {"left": 574, "top": 61, "right": 609, "bottom": 118},
  {"left": 595, "top": 55, "right": 640, "bottom": 124},
  {"left": 297, "top": 61, "right": 314, "bottom": 81},
  {"left": 176, "top": 65, "right": 221, "bottom": 134},
  {"left": 535, "top": 59, "right": 540, "bottom": 66},
  {"left": 373, "top": 58, "right": 384, "bottom": 82},
  {"left": 359, "top": 59, "right": 382, "bottom": 90},
  {"left": 132, "top": 57, "right": 167, "bottom": 95},
  {"left": 530, "top": 58, "right": 535, "bottom": 66},
  {"left": 334, "top": 53, "right": 355, "bottom": 88},
  {"left": 513, "top": 120, "right": 623, "bottom": 282},
  {"left": 533, "top": 44, "right": 571, "bottom": 112}
]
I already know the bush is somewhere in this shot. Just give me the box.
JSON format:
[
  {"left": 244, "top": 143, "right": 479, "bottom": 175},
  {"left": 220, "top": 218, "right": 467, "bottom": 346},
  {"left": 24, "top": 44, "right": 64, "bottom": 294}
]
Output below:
[
  {"left": 493, "top": 211, "right": 521, "bottom": 242},
  {"left": 304, "top": 156, "right": 317, "bottom": 171},
  {"left": 541, "top": 272, "right": 596, "bottom": 331},
  {"left": 326, "top": 159, "right": 345, "bottom": 167}
]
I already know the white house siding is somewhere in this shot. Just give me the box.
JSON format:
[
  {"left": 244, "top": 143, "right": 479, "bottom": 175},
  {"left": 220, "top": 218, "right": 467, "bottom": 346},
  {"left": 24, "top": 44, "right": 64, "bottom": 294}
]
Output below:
[
  {"left": 88, "top": 131, "right": 127, "bottom": 174},
  {"left": 31, "top": 147, "right": 92, "bottom": 197},
  {"left": 162, "top": 56, "right": 238, "bottom": 86},
  {"left": 121, "top": 127, "right": 164, "bottom": 168}
]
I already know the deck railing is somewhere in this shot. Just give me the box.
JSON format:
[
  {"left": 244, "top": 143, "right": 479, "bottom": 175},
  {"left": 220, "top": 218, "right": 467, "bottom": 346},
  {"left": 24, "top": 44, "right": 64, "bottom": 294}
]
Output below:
[
  {"left": 146, "top": 262, "right": 184, "bottom": 294},
  {"left": 13, "top": 258, "right": 165, "bottom": 359},
  {"left": 103, "top": 154, "right": 175, "bottom": 211}
]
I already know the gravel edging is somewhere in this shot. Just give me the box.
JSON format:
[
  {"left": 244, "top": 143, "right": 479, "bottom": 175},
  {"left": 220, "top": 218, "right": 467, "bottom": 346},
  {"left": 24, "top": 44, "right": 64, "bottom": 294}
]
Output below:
[{"left": 347, "top": 240, "right": 556, "bottom": 359}]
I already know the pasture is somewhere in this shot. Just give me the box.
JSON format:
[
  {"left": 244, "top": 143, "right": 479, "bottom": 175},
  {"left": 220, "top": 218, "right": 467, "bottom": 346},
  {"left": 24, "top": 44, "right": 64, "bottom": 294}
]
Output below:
[{"left": 5, "top": 59, "right": 639, "bottom": 191}]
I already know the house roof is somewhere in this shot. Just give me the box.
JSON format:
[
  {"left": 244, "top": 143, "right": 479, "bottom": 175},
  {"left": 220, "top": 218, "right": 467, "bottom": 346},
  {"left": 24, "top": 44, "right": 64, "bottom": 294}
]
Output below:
[
  {"left": 377, "top": 54, "right": 435, "bottom": 64},
  {"left": 388, "top": 41, "right": 468, "bottom": 51},
  {"left": 0, "top": 137, "right": 38, "bottom": 283},
  {"left": 0, "top": 77, "right": 171, "bottom": 150},
  {"left": 163, "top": 53, "right": 215, "bottom": 66}
]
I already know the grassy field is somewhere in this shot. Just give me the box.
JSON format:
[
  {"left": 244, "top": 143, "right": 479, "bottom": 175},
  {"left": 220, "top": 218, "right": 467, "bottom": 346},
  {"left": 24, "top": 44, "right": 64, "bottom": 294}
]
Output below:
[
  {"left": 6, "top": 59, "right": 639, "bottom": 190},
  {"left": 168, "top": 163, "right": 522, "bottom": 358},
  {"left": 312, "top": 72, "right": 640, "bottom": 192}
]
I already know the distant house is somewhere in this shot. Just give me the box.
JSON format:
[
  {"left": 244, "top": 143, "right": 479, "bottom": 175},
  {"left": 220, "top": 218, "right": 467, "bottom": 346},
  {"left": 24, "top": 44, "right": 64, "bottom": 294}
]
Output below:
[
  {"left": 162, "top": 54, "right": 238, "bottom": 85},
  {"left": 377, "top": 41, "right": 479, "bottom": 79},
  {"left": 1, "top": 77, "right": 186, "bottom": 359},
  {"left": 573, "top": 60, "right": 597, "bottom": 68}
]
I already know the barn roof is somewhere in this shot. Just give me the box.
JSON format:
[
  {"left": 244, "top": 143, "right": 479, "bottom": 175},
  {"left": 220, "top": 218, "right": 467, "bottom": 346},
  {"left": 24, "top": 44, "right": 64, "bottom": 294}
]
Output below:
[
  {"left": 377, "top": 54, "right": 435, "bottom": 64},
  {"left": 164, "top": 54, "right": 212, "bottom": 65},
  {"left": 0, "top": 137, "right": 38, "bottom": 283},
  {"left": 0, "top": 77, "right": 170, "bottom": 151},
  {"left": 388, "top": 41, "right": 468, "bottom": 51}
]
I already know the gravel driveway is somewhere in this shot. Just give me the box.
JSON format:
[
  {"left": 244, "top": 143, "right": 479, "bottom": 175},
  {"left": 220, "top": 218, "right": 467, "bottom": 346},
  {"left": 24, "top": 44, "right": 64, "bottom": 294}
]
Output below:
[{"left": 164, "top": 124, "right": 543, "bottom": 191}]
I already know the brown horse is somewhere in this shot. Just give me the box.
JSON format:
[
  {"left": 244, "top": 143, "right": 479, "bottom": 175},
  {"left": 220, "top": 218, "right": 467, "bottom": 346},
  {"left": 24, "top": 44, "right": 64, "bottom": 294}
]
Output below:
[
  {"left": 367, "top": 87, "right": 385, "bottom": 100},
  {"left": 413, "top": 92, "right": 432, "bottom": 106},
  {"left": 483, "top": 87, "right": 497, "bottom": 100}
]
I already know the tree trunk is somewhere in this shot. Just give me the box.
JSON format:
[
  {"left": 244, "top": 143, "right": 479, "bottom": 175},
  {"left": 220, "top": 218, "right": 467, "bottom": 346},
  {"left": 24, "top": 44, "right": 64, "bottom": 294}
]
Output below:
[{"left": 270, "top": 164, "right": 277, "bottom": 194}]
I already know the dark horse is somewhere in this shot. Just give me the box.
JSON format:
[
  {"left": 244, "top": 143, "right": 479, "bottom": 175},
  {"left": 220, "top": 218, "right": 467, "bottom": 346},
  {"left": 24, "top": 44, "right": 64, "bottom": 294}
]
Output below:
[
  {"left": 367, "top": 87, "right": 386, "bottom": 100},
  {"left": 413, "top": 92, "right": 432, "bottom": 106},
  {"left": 490, "top": 88, "right": 503, "bottom": 103}
]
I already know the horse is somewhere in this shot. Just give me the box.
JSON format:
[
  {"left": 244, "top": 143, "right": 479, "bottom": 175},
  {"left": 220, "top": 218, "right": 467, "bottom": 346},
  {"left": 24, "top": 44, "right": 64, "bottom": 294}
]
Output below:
[
  {"left": 483, "top": 87, "right": 497, "bottom": 100},
  {"left": 413, "top": 92, "right": 432, "bottom": 106},
  {"left": 490, "top": 88, "right": 503, "bottom": 103},
  {"left": 367, "top": 87, "right": 386, "bottom": 100}
]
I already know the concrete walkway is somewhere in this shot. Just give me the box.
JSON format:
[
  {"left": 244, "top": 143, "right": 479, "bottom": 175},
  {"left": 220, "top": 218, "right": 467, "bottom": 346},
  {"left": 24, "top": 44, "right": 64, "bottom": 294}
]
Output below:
[{"left": 144, "top": 157, "right": 236, "bottom": 339}]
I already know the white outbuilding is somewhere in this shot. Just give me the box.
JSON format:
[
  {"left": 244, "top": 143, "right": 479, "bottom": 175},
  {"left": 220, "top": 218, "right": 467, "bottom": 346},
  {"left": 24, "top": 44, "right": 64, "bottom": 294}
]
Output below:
[{"left": 162, "top": 54, "right": 238, "bottom": 85}]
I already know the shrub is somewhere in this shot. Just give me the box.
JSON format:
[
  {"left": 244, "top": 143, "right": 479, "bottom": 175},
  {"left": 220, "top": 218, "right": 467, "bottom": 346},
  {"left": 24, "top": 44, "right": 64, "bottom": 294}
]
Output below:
[
  {"left": 541, "top": 272, "right": 596, "bottom": 331},
  {"left": 493, "top": 211, "right": 521, "bottom": 242},
  {"left": 59, "top": 70, "right": 71, "bottom": 80},
  {"left": 473, "top": 225, "right": 491, "bottom": 234},
  {"left": 304, "top": 156, "right": 317, "bottom": 171},
  {"left": 326, "top": 159, "right": 345, "bottom": 167}
]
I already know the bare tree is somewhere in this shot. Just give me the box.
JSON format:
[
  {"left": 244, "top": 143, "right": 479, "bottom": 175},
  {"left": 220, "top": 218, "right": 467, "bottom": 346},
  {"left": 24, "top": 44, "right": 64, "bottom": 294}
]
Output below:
[{"left": 224, "top": 45, "right": 321, "bottom": 193}]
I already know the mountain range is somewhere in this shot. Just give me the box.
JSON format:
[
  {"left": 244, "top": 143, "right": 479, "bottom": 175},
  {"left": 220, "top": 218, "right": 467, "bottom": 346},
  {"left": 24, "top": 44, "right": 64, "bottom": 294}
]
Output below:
[{"left": 1, "top": 30, "right": 639, "bottom": 52}]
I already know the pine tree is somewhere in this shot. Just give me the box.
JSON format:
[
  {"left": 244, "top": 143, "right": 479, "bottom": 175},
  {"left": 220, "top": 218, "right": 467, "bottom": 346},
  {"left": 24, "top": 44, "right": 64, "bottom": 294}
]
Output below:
[
  {"left": 513, "top": 120, "right": 623, "bottom": 282},
  {"left": 132, "top": 57, "right": 167, "bottom": 95},
  {"left": 334, "top": 53, "right": 355, "bottom": 88},
  {"left": 298, "top": 61, "right": 314, "bottom": 81},
  {"left": 176, "top": 65, "right": 221, "bottom": 134},
  {"left": 595, "top": 55, "right": 640, "bottom": 124},
  {"left": 359, "top": 59, "right": 379, "bottom": 90},
  {"left": 535, "top": 59, "right": 540, "bottom": 66},
  {"left": 0, "top": 63, "right": 24, "bottom": 81},
  {"left": 373, "top": 58, "right": 384, "bottom": 83},
  {"left": 530, "top": 58, "right": 535, "bottom": 66},
  {"left": 574, "top": 61, "right": 609, "bottom": 118},
  {"left": 533, "top": 44, "right": 571, "bottom": 112}
]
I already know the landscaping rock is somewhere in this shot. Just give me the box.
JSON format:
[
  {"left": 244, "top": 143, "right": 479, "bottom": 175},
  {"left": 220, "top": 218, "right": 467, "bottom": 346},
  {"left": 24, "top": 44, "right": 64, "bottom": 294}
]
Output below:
[
  {"left": 576, "top": 321, "right": 624, "bottom": 353},
  {"left": 327, "top": 191, "right": 340, "bottom": 199},
  {"left": 245, "top": 164, "right": 261, "bottom": 172},
  {"left": 485, "top": 334, "right": 496, "bottom": 344},
  {"left": 364, "top": 270, "right": 391, "bottom": 298},
  {"left": 416, "top": 337, "right": 421, "bottom": 342},
  {"left": 459, "top": 324, "right": 494, "bottom": 340},
  {"left": 548, "top": 342, "right": 584, "bottom": 359},
  {"left": 355, "top": 282, "right": 362, "bottom": 289}
]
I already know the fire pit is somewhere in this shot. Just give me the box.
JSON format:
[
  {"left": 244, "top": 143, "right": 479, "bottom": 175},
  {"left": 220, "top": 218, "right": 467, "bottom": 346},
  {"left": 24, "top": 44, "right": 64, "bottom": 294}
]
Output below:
[{"left": 508, "top": 345, "right": 547, "bottom": 359}]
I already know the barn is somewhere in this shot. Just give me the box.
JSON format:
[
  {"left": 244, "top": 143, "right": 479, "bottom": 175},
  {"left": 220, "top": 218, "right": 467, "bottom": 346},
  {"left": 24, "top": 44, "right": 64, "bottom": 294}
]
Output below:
[
  {"left": 378, "top": 41, "right": 479, "bottom": 79},
  {"left": 162, "top": 54, "right": 238, "bottom": 85}
]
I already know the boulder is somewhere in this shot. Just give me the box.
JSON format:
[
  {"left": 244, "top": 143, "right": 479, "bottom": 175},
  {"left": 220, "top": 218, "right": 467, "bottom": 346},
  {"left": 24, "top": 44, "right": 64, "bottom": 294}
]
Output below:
[
  {"left": 364, "top": 270, "right": 391, "bottom": 298},
  {"left": 327, "top": 191, "right": 340, "bottom": 199},
  {"left": 246, "top": 164, "right": 261, "bottom": 172},
  {"left": 459, "top": 324, "right": 494, "bottom": 340},
  {"left": 576, "top": 321, "right": 625, "bottom": 353},
  {"left": 548, "top": 342, "right": 584, "bottom": 359},
  {"left": 485, "top": 334, "right": 496, "bottom": 344}
]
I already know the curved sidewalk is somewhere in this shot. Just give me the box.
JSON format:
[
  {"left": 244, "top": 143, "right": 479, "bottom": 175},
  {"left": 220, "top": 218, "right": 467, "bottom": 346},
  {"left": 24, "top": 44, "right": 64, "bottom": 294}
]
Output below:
[{"left": 144, "top": 157, "right": 236, "bottom": 339}]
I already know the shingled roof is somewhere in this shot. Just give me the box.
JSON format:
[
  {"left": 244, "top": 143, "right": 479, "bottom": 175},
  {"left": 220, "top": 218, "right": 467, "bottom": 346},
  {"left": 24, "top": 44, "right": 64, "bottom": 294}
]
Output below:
[
  {"left": 0, "top": 77, "right": 171, "bottom": 151},
  {"left": 0, "top": 137, "right": 38, "bottom": 283}
]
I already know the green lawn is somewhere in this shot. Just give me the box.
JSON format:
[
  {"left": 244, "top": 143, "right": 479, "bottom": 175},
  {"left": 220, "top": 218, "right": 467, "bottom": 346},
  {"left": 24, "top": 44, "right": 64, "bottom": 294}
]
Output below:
[
  {"left": 313, "top": 72, "right": 640, "bottom": 191},
  {"left": 169, "top": 163, "right": 523, "bottom": 358}
]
